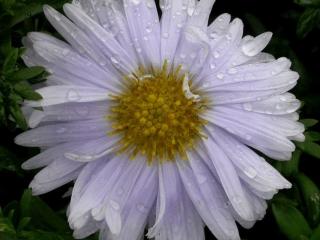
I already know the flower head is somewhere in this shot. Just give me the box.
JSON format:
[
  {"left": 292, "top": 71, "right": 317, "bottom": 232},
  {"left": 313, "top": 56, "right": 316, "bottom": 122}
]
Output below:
[{"left": 16, "top": 0, "right": 305, "bottom": 239}]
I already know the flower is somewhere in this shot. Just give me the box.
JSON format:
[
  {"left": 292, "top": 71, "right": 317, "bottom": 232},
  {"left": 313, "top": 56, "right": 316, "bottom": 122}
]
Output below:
[{"left": 15, "top": 0, "right": 305, "bottom": 239}]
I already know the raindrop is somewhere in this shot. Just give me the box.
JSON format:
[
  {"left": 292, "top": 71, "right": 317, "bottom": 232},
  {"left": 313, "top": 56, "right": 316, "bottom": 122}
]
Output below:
[
  {"left": 162, "top": 32, "right": 169, "bottom": 39},
  {"left": 216, "top": 73, "right": 224, "bottom": 80},
  {"left": 110, "top": 200, "right": 120, "bottom": 210},
  {"left": 232, "top": 196, "right": 242, "bottom": 204},
  {"left": 245, "top": 134, "right": 252, "bottom": 141},
  {"left": 137, "top": 203, "right": 147, "bottom": 213},
  {"left": 136, "top": 48, "right": 142, "bottom": 53},
  {"left": 180, "top": 53, "right": 186, "bottom": 59},
  {"left": 76, "top": 106, "right": 89, "bottom": 116},
  {"left": 116, "top": 188, "right": 124, "bottom": 196},
  {"left": 177, "top": 23, "right": 183, "bottom": 28},
  {"left": 243, "top": 103, "right": 253, "bottom": 111},
  {"left": 209, "top": 32, "right": 219, "bottom": 40},
  {"left": 226, "top": 34, "right": 232, "bottom": 40},
  {"left": 228, "top": 68, "right": 238, "bottom": 74},
  {"left": 131, "top": 0, "right": 141, "bottom": 5},
  {"left": 213, "top": 51, "right": 220, "bottom": 58},
  {"left": 67, "top": 89, "right": 81, "bottom": 101},
  {"left": 146, "top": 0, "right": 154, "bottom": 8},
  {"left": 54, "top": 14, "right": 61, "bottom": 21},
  {"left": 145, "top": 25, "right": 152, "bottom": 33},
  {"left": 244, "top": 167, "right": 257, "bottom": 178},
  {"left": 143, "top": 36, "right": 149, "bottom": 41},
  {"left": 210, "top": 63, "right": 216, "bottom": 70},
  {"left": 62, "top": 48, "right": 70, "bottom": 56},
  {"left": 56, "top": 127, "right": 66, "bottom": 134},
  {"left": 275, "top": 104, "right": 283, "bottom": 110},
  {"left": 198, "top": 175, "right": 207, "bottom": 184}
]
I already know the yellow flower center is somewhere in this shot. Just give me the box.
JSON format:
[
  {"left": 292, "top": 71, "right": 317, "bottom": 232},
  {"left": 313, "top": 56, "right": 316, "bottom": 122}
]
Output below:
[{"left": 107, "top": 62, "right": 208, "bottom": 164}]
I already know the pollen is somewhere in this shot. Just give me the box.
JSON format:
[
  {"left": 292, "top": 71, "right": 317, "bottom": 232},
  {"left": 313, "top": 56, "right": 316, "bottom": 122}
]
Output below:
[{"left": 107, "top": 62, "right": 208, "bottom": 164}]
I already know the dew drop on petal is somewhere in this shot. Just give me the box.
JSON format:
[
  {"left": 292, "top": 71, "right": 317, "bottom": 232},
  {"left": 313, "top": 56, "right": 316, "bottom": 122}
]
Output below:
[
  {"left": 56, "top": 127, "right": 66, "bottom": 134},
  {"left": 243, "top": 103, "right": 253, "bottom": 111},
  {"left": 131, "top": 0, "right": 141, "bottom": 6},
  {"left": 198, "top": 175, "right": 207, "bottom": 184},
  {"left": 137, "top": 203, "right": 147, "bottom": 213},
  {"left": 110, "top": 200, "right": 120, "bottom": 211},
  {"left": 228, "top": 68, "right": 238, "bottom": 74},
  {"left": 213, "top": 51, "right": 220, "bottom": 58},
  {"left": 216, "top": 73, "right": 224, "bottom": 80},
  {"left": 66, "top": 89, "right": 81, "bottom": 101},
  {"left": 245, "top": 134, "right": 252, "bottom": 141},
  {"left": 244, "top": 167, "right": 257, "bottom": 178}
]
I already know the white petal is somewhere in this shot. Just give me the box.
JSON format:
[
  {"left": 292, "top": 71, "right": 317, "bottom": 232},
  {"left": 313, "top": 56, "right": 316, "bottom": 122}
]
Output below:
[
  {"left": 242, "top": 32, "right": 273, "bottom": 57},
  {"left": 25, "top": 85, "right": 110, "bottom": 107},
  {"left": 30, "top": 157, "right": 84, "bottom": 195},
  {"left": 123, "top": 0, "right": 161, "bottom": 67},
  {"left": 201, "top": 138, "right": 255, "bottom": 221},
  {"left": 63, "top": 3, "right": 138, "bottom": 74},
  {"left": 15, "top": 118, "right": 108, "bottom": 147},
  {"left": 177, "top": 157, "right": 240, "bottom": 240},
  {"left": 188, "top": 0, "right": 216, "bottom": 30},
  {"left": 204, "top": 107, "right": 296, "bottom": 152}
]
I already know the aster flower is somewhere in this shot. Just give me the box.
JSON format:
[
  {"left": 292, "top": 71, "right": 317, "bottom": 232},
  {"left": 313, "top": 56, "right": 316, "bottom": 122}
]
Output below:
[{"left": 15, "top": 0, "right": 305, "bottom": 239}]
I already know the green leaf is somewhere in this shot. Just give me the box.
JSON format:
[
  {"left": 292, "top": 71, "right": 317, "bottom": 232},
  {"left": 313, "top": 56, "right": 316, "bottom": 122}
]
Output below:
[
  {"left": 275, "top": 149, "right": 301, "bottom": 177},
  {"left": 297, "top": 8, "right": 320, "bottom": 38},
  {"left": 0, "top": 30, "right": 12, "bottom": 57},
  {"left": 300, "top": 119, "right": 318, "bottom": 128},
  {"left": 9, "top": 100, "right": 28, "bottom": 130},
  {"left": 294, "top": 0, "right": 320, "bottom": 7},
  {"left": 296, "top": 173, "right": 320, "bottom": 224},
  {"left": 19, "top": 230, "right": 68, "bottom": 240},
  {"left": 2, "top": 48, "right": 18, "bottom": 75},
  {"left": 0, "top": 146, "right": 20, "bottom": 172},
  {"left": 0, "top": 0, "right": 68, "bottom": 32},
  {"left": 311, "top": 224, "right": 320, "bottom": 240},
  {"left": 19, "top": 190, "right": 69, "bottom": 233},
  {"left": 297, "top": 140, "right": 320, "bottom": 159},
  {"left": 16, "top": 217, "right": 31, "bottom": 232},
  {"left": 14, "top": 82, "right": 42, "bottom": 100},
  {"left": 272, "top": 202, "right": 312, "bottom": 240},
  {"left": 306, "top": 131, "right": 320, "bottom": 142},
  {"left": 9, "top": 66, "right": 45, "bottom": 83}
]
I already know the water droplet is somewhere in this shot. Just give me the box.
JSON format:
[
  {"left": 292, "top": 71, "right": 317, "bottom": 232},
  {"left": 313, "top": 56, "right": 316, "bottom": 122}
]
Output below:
[
  {"left": 245, "top": 134, "right": 252, "bottom": 141},
  {"left": 131, "top": 0, "right": 141, "bottom": 5},
  {"left": 216, "top": 73, "right": 224, "bottom": 80},
  {"left": 137, "top": 203, "right": 147, "bottom": 213},
  {"left": 228, "top": 68, "right": 238, "bottom": 74},
  {"left": 76, "top": 106, "right": 89, "bottom": 116},
  {"left": 143, "top": 36, "right": 149, "bottom": 41},
  {"left": 177, "top": 22, "right": 183, "bottom": 28},
  {"left": 243, "top": 103, "right": 253, "bottom": 111},
  {"left": 110, "top": 56, "right": 119, "bottom": 65},
  {"left": 209, "top": 32, "right": 219, "bottom": 40},
  {"left": 110, "top": 200, "right": 120, "bottom": 210},
  {"left": 67, "top": 89, "right": 81, "bottom": 101},
  {"left": 226, "top": 34, "right": 232, "bottom": 40},
  {"left": 62, "top": 48, "right": 70, "bottom": 56},
  {"left": 232, "top": 196, "right": 242, "bottom": 204},
  {"left": 54, "top": 14, "right": 61, "bottom": 21},
  {"left": 244, "top": 167, "right": 257, "bottom": 178},
  {"left": 56, "top": 127, "right": 66, "bottom": 134},
  {"left": 213, "top": 51, "right": 220, "bottom": 58},
  {"left": 136, "top": 48, "right": 142, "bottom": 53},
  {"left": 180, "top": 53, "right": 186, "bottom": 59},
  {"left": 198, "top": 174, "right": 207, "bottom": 184},
  {"left": 146, "top": 0, "right": 154, "bottom": 8},
  {"left": 145, "top": 25, "right": 152, "bottom": 33},
  {"left": 116, "top": 188, "right": 124, "bottom": 196},
  {"left": 210, "top": 63, "right": 216, "bottom": 70},
  {"left": 275, "top": 103, "right": 283, "bottom": 110},
  {"left": 162, "top": 32, "right": 169, "bottom": 39}
]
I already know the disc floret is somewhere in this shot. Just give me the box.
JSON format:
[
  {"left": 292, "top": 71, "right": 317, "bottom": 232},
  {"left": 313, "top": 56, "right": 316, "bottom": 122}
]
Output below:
[{"left": 108, "top": 63, "right": 207, "bottom": 164}]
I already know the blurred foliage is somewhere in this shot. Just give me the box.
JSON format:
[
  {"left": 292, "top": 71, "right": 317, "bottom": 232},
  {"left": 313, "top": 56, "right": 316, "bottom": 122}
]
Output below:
[{"left": 0, "top": 0, "right": 320, "bottom": 240}]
